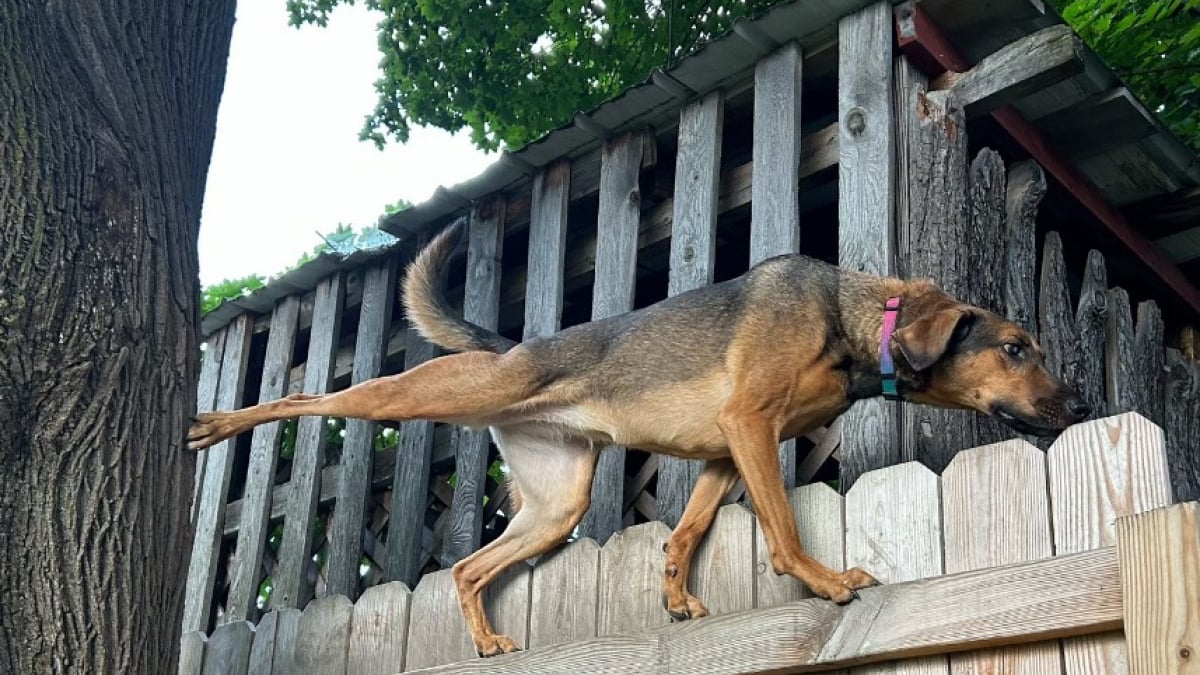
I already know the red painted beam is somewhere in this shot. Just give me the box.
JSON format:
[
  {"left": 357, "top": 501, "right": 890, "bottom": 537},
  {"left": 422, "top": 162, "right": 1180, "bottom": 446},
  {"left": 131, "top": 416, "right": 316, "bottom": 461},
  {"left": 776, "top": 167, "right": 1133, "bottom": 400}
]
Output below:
[{"left": 894, "top": 1, "right": 1200, "bottom": 318}]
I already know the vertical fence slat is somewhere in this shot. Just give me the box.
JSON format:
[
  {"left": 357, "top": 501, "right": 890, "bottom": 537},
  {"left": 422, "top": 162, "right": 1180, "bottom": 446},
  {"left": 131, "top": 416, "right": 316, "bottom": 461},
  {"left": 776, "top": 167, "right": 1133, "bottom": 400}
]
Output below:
[
  {"left": 1049, "top": 413, "right": 1172, "bottom": 674},
  {"left": 752, "top": 42, "right": 802, "bottom": 489},
  {"left": 690, "top": 504, "right": 755, "bottom": 616},
  {"left": 1165, "top": 350, "right": 1200, "bottom": 502},
  {"left": 755, "top": 483, "right": 844, "bottom": 607},
  {"left": 443, "top": 199, "right": 505, "bottom": 565},
  {"left": 347, "top": 581, "right": 412, "bottom": 675},
  {"left": 846, "top": 462, "right": 946, "bottom": 674},
  {"left": 192, "top": 330, "right": 228, "bottom": 519},
  {"left": 1039, "top": 232, "right": 1081, "bottom": 403},
  {"left": 598, "top": 520, "right": 671, "bottom": 637},
  {"left": 329, "top": 260, "right": 398, "bottom": 597},
  {"left": 386, "top": 327, "right": 437, "bottom": 587},
  {"left": 1105, "top": 287, "right": 1136, "bottom": 416},
  {"left": 183, "top": 315, "right": 255, "bottom": 632},
  {"left": 580, "top": 131, "right": 645, "bottom": 544},
  {"left": 837, "top": 1, "right": 898, "bottom": 492},
  {"left": 274, "top": 274, "right": 346, "bottom": 609},
  {"left": 1076, "top": 250, "right": 1109, "bottom": 416},
  {"left": 268, "top": 608, "right": 301, "bottom": 674},
  {"left": 898, "top": 85, "right": 974, "bottom": 474},
  {"left": 1133, "top": 300, "right": 1164, "bottom": 425},
  {"left": 227, "top": 296, "right": 302, "bottom": 623},
  {"left": 179, "top": 632, "right": 206, "bottom": 675},
  {"left": 969, "top": 150, "right": 1012, "bottom": 445},
  {"left": 525, "top": 160, "right": 570, "bottom": 340},
  {"left": 247, "top": 610, "right": 278, "bottom": 675},
  {"left": 1004, "top": 160, "right": 1045, "bottom": 337},
  {"left": 658, "top": 90, "right": 723, "bottom": 527},
  {"left": 405, "top": 565, "right": 531, "bottom": 669},
  {"left": 529, "top": 539, "right": 600, "bottom": 649},
  {"left": 295, "top": 595, "right": 353, "bottom": 675},
  {"left": 201, "top": 621, "right": 255, "bottom": 675},
  {"left": 942, "top": 441, "right": 1059, "bottom": 674}
]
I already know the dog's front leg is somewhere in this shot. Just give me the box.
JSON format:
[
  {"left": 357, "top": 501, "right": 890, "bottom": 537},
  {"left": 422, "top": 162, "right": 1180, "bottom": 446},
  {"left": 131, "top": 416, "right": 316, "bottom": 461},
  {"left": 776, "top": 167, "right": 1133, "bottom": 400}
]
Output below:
[
  {"left": 717, "top": 408, "right": 876, "bottom": 603},
  {"left": 661, "top": 458, "right": 740, "bottom": 621}
]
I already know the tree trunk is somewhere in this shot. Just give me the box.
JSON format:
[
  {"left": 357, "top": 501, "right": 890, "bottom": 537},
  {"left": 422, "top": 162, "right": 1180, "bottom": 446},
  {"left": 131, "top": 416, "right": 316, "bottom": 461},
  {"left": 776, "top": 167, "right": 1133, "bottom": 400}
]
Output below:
[{"left": 0, "top": 3, "right": 234, "bottom": 673}]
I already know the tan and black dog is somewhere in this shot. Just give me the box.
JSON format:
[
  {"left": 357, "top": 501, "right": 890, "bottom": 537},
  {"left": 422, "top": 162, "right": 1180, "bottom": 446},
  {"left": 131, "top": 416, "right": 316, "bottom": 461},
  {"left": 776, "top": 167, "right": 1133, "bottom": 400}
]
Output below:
[{"left": 189, "top": 221, "right": 1090, "bottom": 657}]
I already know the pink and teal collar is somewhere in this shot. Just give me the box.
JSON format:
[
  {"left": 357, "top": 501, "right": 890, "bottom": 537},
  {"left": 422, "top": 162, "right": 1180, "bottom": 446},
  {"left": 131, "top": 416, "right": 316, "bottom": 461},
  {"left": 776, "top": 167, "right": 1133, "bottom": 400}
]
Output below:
[{"left": 880, "top": 297, "right": 901, "bottom": 400}]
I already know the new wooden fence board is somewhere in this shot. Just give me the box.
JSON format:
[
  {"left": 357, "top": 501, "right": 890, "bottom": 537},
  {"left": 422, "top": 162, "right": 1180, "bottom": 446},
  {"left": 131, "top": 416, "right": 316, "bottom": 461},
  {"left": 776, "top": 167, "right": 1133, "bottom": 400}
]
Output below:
[
  {"left": 347, "top": 581, "right": 412, "bottom": 675},
  {"left": 690, "top": 503, "right": 756, "bottom": 616},
  {"left": 968, "top": 149, "right": 1011, "bottom": 446},
  {"left": 1076, "top": 250, "right": 1109, "bottom": 417},
  {"left": 838, "top": 1, "right": 899, "bottom": 492},
  {"left": 529, "top": 538, "right": 601, "bottom": 649},
  {"left": 756, "top": 483, "right": 845, "bottom": 607},
  {"left": 296, "top": 595, "right": 353, "bottom": 675},
  {"left": 1165, "top": 350, "right": 1200, "bottom": 502},
  {"left": 659, "top": 90, "right": 723, "bottom": 528},
  {"left": 183, "top": 315, "right": 255, "bottom": 632},
  {"left": 942, "top": 440, "right": 1060, "bottom": 674},
  {"left": 227, "top": 295, "right": 302, "bottom": 623},
  {"left": 846, "top": 461, "right": 946, "bottom": 675},
  {"left": 386, "top": 328, "right": 437, "bottom": 587},
  {"left": 405, "top": 565, "right": 531, "bottom": 670},
  {"left": 581, "top": 131, "right": 645, "bottom": 545},
  {"left": 329, "top": 260, "right": 397, "bottom": 598},
  {"left": 273, "top": 275, "right": 345, "bottom": 610},
  {"left": 202, "top": 621, "right": 254, "bottom": 675},
  {"left": 752, "top": 42, "right": 803, "bottom": 489},
  {"left": 179, "top": 631, "right": 206, "bottom": 675},
  {"left": 1049, "top": 413, "right": 1172, "bottom": 674},
  {"left": 1105, "top": 288, "right": 1136, "bottom": 416},
  {"left": 525, "top": 160, "right": 570, "bottom": 341},
  {"left": 192, "top": 329, "right": 228, "bottom": 520},
  {"left": 443, "top": 201, "right": 505, "bottom": 565},
  {"left": 598, "top": 520, "right": 671, "bottom": 637}
]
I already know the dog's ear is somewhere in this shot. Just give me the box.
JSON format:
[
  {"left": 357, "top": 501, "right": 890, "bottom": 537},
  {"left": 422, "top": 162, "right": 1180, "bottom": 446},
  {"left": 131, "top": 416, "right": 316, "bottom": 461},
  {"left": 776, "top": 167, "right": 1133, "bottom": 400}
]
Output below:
[{"left": 893, "top": 308, "right": 973, "bottom": 372}]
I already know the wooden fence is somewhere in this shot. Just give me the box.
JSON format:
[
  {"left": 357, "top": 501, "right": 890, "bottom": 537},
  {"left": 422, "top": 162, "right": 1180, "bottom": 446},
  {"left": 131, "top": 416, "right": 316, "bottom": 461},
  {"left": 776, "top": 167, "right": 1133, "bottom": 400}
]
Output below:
[{"left": 180, "top": 412, "right": 1197, "bottom": 673}]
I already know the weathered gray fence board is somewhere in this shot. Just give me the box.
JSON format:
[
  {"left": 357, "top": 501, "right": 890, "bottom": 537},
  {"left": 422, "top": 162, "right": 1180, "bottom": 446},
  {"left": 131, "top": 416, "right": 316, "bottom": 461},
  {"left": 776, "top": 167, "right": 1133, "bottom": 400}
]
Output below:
[
  {"left": 227, "top": 296, "right": 302, "bottom": 623},
  {"left": 1004, "top": 160, "right": 1045, "bottom": 336},
  {"left": 183, "top": 315, "right": 255, "bottom": 632},
  {"left": 347, "top": 581, "right": 412, "bottom": 675},
  {"left": 942, "top": 441, "right": 1058, "bottom": 673},
  {"left": 597, "top": 521, "right": 671, "bottom": 637},
  {"left": 201, "top": 621, "right": 254, "bottom": 675},
  {"left": 525, "top": 160, "right": 570, "bottom": 340},
  {"left": 893, "top": 56, "right": 926, "bottom": 282},
  {"left": 443, "top": 200, "right": 505, "bottom": 565},
  {"left": 660, "top": 90, "right": 723, "bottom": 527},
  {"left": 273, "top": 274, "right": 346, "bottom": 609},
  {"left": 756, "top": 483, "right": 845, "bottom": 607},
  {"left": 250, "top": 608, "right": 301, "bottom": 675},
  {"left": 192, "top": 329, "right": 228, "bottom": 520},
  {"left": 529, "top": 538, "right": 601, "bottom": 648},
  {"left": 752, "top": 42, "right": 803, "bottom": 489},
  {"left": 405, "top": 565, "right": 531, "bottom": 670},
  {"left": 1165, "top": 350, "right": 1200, "bottom": 502},
  {"left": 899, "top": 87, "right": 974, "bottom": 474},
  {"left": 838, "top": 1, "right": 899, "bottom": 492},
  {"left": 247, "top": 610, "right": 278, "bottom": 675},
  {"left": 690, "top": 504, "right": 756, "bottom": 616},
  {"left": 1039, "top": 232, "right": 1082, "bottom": 403},
  {"left": 386, "top": 327, "right": 437, "bottom": 587},
  {"left": 969, "top": 150, "right": 1011, "bottom": 446},
  {"left": 1105, "top": 288, "right": 1136, "bottom": 416},
  {"left": 179, "top": 631, "right": 206, "bottom": 675},
  {"left": 1133, "top": 301, "right": 1164, "bottom": 425},
  {"left": 581, "top": 131, "right": 645, "bottom": 544},
  {"left": 1076, "top": 250, "right": 1109, "bottom": 416},
  {"left": 329, "top": 260, "right": 398, "bottom": 598},
  {"left": 296, "top": 595, "right": 353, "bottom": 675}
]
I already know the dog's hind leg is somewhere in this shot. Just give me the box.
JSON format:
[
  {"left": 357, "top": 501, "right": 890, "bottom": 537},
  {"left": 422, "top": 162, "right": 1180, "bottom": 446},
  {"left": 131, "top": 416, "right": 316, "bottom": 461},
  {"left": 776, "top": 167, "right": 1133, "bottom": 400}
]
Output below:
[
  {"left": 661, "top": 458, "right": 740, "bottom": 621},
  {"left": 187, "top": 350, "right": 542, "bottom": 450},
  {"left": 451, "top": 425, "right": 597, "bottom": 657}
]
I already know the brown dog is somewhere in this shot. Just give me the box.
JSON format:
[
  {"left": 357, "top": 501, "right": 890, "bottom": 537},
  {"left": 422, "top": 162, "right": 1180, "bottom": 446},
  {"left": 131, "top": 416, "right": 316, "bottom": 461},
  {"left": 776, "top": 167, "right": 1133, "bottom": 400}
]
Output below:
[{"left": 189, "top": 222, "right": 1090, "bottom": 656}]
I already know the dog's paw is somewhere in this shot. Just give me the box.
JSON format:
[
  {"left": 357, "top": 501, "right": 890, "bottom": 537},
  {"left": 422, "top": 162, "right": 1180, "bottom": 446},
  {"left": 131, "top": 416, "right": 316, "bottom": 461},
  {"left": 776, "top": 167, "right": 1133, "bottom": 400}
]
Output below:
[
  {"left": 810, "top": 567, "right": 878, "bottom": 605},
  {"left": 837, "top": 566, "right": 879, "bottom": 590},
  {"left": 662, "top": 592, "right": 709, "bottom": 622},
  {"left": 187, "top": 412, "right": 237, "bottom": 451},
  {"left": 474, "top": 633, "right": 522, "bottom": 658}
]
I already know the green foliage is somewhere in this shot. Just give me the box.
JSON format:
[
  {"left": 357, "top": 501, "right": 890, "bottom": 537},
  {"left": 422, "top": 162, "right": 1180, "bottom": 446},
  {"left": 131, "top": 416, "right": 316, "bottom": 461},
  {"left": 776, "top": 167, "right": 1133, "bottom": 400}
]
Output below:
[
  {"left": 1052, "top": 0, "right": 1200, "bottom": 150},
  {"left": 287, "top": 0, "right": 779, "bottom": 151},
  {"left": 201, "top": 274, "right": 267, "bottom": 314}
]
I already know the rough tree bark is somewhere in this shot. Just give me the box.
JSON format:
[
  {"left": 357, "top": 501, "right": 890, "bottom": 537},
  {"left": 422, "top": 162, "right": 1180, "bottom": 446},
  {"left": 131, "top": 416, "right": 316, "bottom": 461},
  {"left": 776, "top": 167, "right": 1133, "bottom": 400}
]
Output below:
[{"left": 0, "top": 3, "right": 235, "bottom": 673}]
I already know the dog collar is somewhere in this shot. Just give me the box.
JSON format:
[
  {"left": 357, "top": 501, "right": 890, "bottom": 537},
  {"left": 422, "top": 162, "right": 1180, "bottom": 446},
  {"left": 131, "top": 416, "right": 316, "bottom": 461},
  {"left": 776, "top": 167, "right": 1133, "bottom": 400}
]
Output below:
[{"left": 880, "top": 297, "right": 901, "bottom": 400}]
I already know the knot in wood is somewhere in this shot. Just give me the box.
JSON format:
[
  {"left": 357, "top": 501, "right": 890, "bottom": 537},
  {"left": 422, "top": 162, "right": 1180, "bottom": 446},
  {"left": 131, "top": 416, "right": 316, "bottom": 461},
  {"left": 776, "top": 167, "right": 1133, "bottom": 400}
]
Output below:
[
  {"left": 845, "top": 107, "right": 867, "bottom": 137},
  {"left": 628, "top": 189, "right": 641, "bottom": 206},
  {"left": 683, "top": 245, "right": 695, "bottom": 262},
  {"left": 1180, "top": 646, "right": 1192, "bottom": 660}
]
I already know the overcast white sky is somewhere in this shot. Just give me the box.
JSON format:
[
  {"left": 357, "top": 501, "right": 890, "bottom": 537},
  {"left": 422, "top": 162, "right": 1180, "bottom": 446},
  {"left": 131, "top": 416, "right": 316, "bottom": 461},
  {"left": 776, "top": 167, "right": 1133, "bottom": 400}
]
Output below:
[{"left": 198, "top": 2, "right": 495, "bottom": 285}]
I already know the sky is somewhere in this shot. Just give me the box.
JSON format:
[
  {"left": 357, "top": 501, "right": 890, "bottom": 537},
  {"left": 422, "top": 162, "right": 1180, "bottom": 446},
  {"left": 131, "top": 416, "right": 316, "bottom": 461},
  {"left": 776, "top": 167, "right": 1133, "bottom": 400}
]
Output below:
[{"left": 198, "top": 2, "right": 496, "bottom": 286}]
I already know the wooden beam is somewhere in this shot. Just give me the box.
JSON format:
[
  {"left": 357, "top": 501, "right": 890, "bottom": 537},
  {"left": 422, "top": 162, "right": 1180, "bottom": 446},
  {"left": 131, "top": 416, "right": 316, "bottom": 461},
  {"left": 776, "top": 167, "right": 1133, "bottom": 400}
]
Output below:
[{"left": 407, "top": 547, "right": 1122, "bottom": 674}]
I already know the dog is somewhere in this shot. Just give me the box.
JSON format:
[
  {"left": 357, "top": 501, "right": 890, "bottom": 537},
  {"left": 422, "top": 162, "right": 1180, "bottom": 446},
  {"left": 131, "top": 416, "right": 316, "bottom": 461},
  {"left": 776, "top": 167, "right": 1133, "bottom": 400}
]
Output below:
[{"left": 189, "top": 221, "right": 1090, "bottom": 657}]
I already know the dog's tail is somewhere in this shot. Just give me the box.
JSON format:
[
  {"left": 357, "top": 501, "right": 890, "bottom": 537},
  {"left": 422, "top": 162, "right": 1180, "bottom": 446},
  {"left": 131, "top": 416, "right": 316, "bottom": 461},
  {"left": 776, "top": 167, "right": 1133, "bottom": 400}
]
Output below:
[{"left": 402, "top": 220, "right": 518, "bottom": 354}]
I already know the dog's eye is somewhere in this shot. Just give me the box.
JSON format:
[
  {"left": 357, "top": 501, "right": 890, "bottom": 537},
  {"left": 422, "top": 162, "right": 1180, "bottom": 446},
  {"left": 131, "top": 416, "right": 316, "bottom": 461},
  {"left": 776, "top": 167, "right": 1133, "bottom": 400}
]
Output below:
[{"left": 1003, "top": 343, "right": 1023, "bottom": 358}]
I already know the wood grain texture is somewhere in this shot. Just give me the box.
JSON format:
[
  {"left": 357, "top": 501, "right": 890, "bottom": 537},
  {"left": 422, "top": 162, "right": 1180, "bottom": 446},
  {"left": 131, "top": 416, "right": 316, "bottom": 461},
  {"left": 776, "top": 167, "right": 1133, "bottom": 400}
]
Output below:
[
  {"left": 597, "top": 520, "right": 671, "bottom": 637},
  {"left": 969, "top": 150, "right": 1012, "bottom": 446},
  {"left": 247, "top": 611, "right": 278, "bottom": 675},
  {"left": 529, "top": 538, "right": 600, "bottom": 649},
  {"left": 1039, "top": 232, "right": 1083, "bottom": 417},
  {"left": 659, "top": 90, "right": 723, "bottom": 528},
  {"left": 838, "top": 1, "right": 898, "bottom": 493},
  {"left": 268, "top": 608, "right": 301, "bottom": 675},
  {"left": 295, "top": 595, "right": 353, "bottom": 675},
  {"left": 941, "top": 440, "right": 1059, "bottom": 674},
  {"left": 201, "top": 621, "right": 254, "bottom": 675},
  {"left": 1117, "top": 503, "right": 1200, "bottom": 675},
  {"left": 385, "top": 327, "right": 437, "bottom": 587},
  {"left": 1165, "top": 350, "right": 1200, "bottom": 502},
  {"left": 690, "top": 504, "right": 756, "bottom": 616},
  {"left": 183, "top": 315, "right": 255, "bottom": 632},
  {"left": 179, "top": 632, "right": 206, "bottom": 675},
  {"left": 329, "top": 260, "right": 397, "bottom": 598},
  {"left": 227, "top": 296, "right": 302, "bottom": 623},
  {"left": 1133, "top": 301, "right": 1164, "bottom": 425},
  {"left": 1076, "top": 250, "right": 1109, "bottom": 417},
  {"left": 756, "top": 483, "right": 845, "bottom": 607},
  {"left": 1004, "top": 160, "right": 1045, "bottom": 337},
  {"left": 443, "top": 200, "right": 505, "bottom": 566},
  {"left": 1049, "top": 412, "right": 1172, "bottom": 674},
  {"left": 581, "top": 131, "right": 646, "bottom": 545},
  {"left": 1105, "top": 288, "right": 1136, "bottom": 416},
  {"left": 525, "top": 160, "right": 570, "bottom": 340},
  {"left": 273, "top": 274, "right": 345, "bottom": 610},
  {"left": 192, "top": 329, "right": 227, "bottom": 520},
  {"left": 347, "top": 581, "right": 412, "bottom": 675}
]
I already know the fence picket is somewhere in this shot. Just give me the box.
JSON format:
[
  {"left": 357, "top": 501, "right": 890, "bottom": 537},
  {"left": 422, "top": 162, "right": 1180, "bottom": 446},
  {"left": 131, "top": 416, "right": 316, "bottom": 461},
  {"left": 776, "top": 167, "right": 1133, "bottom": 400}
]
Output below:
[
  {"left": 1105, "top": 288, "right": 1136, "bottom": 416},
  {"left": 192, "top": 329, "right": 228, "bottom": 520},
  {"left": 179, "top": 632, "right": 206, "bottom": 675},
  {"left": 689, "top": 504, "right": 755, "bottom": 616},
  {"left": 295, "top": 595, "right": 353, "bottom": 675},
  {"left": 201, "top": 621, "right": 254, "bottom": 675},
  {"left": 529, "top": 538, "right": 600, "bottom": 649},
  {"left": 405, "top": 565, "right": 531, "bottom": 670},
  {"left": 597, "top": 521, "right": 671, "bottom": 637},
  {"left": 348, "top": 581, "right": 412, "bottom": 674},
  {"left": 386, "top": 327, "right": 437, "bottom": 587},
  {"left": 1165, "top": 350, "right": 1200, "bottom": 502},
  {"left": 755, "top": 483, "right": 844, "bottom": 607},
  {"left": 1004, "top": 160, "right": 1045, "bottom": 336},
  {"left": 1133, "top": 301, "right": 1164, "bottom": 425},
  {"left": 969, "top": 150, "right": 1010, "bottom": 446},
  {"left": 1075, "top": 250, "right": 1109, "bottom": 416},
  {"left": 525, "top": 159, "right": 570, "bottom": 340}
]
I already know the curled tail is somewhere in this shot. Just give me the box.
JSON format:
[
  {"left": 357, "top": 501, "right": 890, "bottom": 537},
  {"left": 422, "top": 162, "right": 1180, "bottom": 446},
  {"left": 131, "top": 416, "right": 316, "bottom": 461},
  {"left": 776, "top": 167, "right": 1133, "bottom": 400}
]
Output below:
[{"left": 402, "top": 220, "right": 518, "bottom": 354}]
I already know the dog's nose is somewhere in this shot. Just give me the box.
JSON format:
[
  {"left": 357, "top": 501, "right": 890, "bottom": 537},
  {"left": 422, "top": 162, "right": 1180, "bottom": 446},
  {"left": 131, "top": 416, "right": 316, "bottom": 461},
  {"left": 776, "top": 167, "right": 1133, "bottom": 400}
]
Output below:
[{"left": 1066, "top": 397, "right": 1091, "bottom": 421}]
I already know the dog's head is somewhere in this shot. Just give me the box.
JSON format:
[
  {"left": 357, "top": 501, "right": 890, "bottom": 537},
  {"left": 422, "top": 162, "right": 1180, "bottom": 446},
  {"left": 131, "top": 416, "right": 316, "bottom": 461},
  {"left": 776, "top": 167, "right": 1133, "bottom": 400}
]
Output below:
[{"left": 893, "top": 305, "right": 1090, "bottom": 435}]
